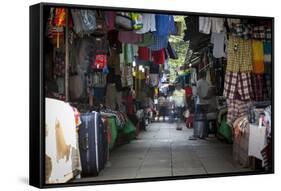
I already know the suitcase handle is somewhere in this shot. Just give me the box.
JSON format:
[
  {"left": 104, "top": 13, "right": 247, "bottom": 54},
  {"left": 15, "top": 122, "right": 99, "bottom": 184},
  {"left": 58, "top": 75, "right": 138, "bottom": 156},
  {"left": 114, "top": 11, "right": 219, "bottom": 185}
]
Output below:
[{"left": 81, "top": 134, "right": 89, "bottom": 150}]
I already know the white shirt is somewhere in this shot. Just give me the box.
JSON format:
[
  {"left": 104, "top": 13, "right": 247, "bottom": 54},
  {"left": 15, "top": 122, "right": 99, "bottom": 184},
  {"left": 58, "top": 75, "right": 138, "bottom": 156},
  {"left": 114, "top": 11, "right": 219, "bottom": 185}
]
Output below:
[
  {"left": 172, "top": 89, "right": 186, "bottom": 107},
  {"left": 135, "top": 13, "right": 156, "bottom": 34}
]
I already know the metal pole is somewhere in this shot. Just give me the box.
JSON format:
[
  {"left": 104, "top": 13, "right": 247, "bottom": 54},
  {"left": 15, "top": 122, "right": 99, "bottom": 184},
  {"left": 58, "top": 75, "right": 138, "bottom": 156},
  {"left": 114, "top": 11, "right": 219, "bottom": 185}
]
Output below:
[{"left": 65, "top": 8, "right": 69, "bottom": 101}]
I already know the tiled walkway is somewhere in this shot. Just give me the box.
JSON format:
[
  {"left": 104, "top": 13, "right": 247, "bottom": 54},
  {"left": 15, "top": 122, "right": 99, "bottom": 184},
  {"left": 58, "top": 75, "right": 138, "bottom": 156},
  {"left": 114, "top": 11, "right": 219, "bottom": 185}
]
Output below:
[{"left": 74, "top": 122, "right": 250, "bottom": 182}]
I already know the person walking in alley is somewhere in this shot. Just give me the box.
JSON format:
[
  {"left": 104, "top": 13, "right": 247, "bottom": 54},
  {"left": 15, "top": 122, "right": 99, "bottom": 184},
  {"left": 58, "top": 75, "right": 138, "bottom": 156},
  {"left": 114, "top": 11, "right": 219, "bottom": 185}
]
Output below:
[{"left": 172, "top": 83, "right": 186, "bottom": 130}]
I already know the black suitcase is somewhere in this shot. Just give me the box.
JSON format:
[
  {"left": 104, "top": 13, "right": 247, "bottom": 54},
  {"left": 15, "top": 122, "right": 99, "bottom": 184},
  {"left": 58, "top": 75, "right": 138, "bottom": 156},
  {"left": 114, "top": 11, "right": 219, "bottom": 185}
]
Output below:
[{"left": 79, "top": 112, "right": 107, "bottom": 177}]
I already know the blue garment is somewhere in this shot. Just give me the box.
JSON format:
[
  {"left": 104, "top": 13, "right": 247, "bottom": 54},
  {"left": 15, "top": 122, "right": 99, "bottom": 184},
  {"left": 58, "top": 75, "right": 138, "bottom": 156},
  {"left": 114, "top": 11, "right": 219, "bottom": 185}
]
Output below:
[
  {"left": 154, "top": 14, "right": 176, "bottom": 36},
  {"left": 168, "top": 15, "right": 176, "bottom": 34},
  {"left": 149, "top": 35, "right": 168, "bottom": 51},
  {"left": 263, "top": 41, "right": 271, "bottom": 74}
]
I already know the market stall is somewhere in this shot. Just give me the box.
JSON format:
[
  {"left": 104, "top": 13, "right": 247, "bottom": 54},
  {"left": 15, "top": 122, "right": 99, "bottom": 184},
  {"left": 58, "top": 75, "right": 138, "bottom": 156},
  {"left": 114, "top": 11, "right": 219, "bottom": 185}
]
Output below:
[{"left": 44, "top": 8, "right": 273, "bottom": 183}]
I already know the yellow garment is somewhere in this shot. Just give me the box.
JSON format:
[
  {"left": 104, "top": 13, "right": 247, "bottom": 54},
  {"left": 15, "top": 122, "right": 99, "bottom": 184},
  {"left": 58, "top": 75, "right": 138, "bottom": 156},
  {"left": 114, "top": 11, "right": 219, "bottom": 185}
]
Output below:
[
  {"left": 135, "top": 70, "right": 145, "bottom": 80},
  {"left": 252, "top": 40, "right": 264, "bottom": 74},
  {"left": 226, "top": 35, "right": 253, "bottom": 72}
]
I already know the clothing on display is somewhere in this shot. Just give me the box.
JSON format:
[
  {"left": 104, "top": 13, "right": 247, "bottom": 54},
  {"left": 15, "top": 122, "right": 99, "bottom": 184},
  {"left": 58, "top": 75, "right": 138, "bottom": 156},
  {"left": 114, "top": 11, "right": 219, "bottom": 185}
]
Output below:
[
  {"left": 135, "top": 13, "right": 156, "bottom": 34},
  {"left": 211, "top": 32, "right": 227, "bottom": 58},
  {"left": 252, "top": 39, "right": 264, "bottom": 74},
  {"left": 44, "top": 8, "right": 273, "bottom": 183},
  {"left": 226, "top": 35, "right": 253, "bottom": 72},
  {"left": 223, "top": 71, "right": 253, "bottom": 101}
]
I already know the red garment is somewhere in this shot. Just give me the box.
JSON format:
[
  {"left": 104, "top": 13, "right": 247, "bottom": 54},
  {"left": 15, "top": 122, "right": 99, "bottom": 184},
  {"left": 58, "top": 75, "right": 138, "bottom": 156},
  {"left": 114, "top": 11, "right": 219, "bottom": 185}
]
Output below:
[
  {"left": 105, "top": 11, "right": 116, "bottom": 30},
  {"left": 92, "top": 54, "right": 107, "bottom": 70},
  {"left": 152, "top": 49, "right": 165, "bottom": 65},
  {"left": 138, "top": 47, "right": 150, "bottom": 61},
  {"left": 185, "top": 86, "right": 193, "bottom": 96},
  {"left": 118, "top": 31, "right": 143, "bottom": 43}
]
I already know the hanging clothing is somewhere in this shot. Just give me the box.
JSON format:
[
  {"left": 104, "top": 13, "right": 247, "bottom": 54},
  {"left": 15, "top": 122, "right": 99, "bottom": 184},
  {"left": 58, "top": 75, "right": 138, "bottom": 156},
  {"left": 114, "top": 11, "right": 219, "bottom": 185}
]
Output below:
[
  {"left": 199, "top": 17, "right": 211, "bottom": 34},
  {"left": 118, "top": 31, "right": 143, "bottom": 43},
  {"left": 251, "top": 73, "right": 267, "bottom": 101},
  {"left": 151, "top": 49, "right": 165, "bottom": 65},
  {"left": 226, "top": 18, "right": 241, "bottom": 29},
  {"left": 211, "top": 32, "right": 227, "bottom": 58},
  {"left": 230, "top": 23, "right": 253, "bottom": 40},
  {"left": 107, "top": 30, "right": 122, "bottom": 53},
  {"left": 136, "top": 33, "right": 154, "bottom": 47},
  {"left": 120, "top": 44, "right": 134, "bottom": 66},
  {"left": 211, "top": 18, "right": 225, "bottom": 33},
  {"left": 107, "top": 48, "right": 121, "bottom": 75},
  {"left": 252, "top": 39, "right": 264, "bottom": 74},
  {"left": 105, "top": 11, "right": 116, "bottom": 30},
  {"left": 226, "top": 35, "right": 253, "bottom": 72},
  {"left": 138, "top": 47, "right": 150, "bottom": 61},
  {"left": 264, "top": 41, "right": 272, "bottom": 74},
  {"left": 135, "top": 13, "right": 156, "bottom": 34},
  {"left": 154, "top": 14, "right": 176, "bottom": 36},
  {"left": 149, "top": 35, "right": 169, "bottom": 51},
  {"left": 223, "top": 71, "right": 253, "bottom": 101},
  {"left": 199, "top": 17, "right": 224, "bottom": 34}
]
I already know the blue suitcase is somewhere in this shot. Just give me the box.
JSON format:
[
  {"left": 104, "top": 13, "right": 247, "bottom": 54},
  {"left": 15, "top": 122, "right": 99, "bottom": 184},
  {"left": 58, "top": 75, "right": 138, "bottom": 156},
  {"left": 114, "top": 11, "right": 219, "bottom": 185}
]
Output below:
[{"left": 79, "top": 112, "right": 107, "bottom": 177}]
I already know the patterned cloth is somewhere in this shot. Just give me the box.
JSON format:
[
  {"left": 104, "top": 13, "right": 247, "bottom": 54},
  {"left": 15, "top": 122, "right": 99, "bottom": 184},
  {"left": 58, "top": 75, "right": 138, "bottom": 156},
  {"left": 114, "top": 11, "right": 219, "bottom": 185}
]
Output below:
[
  {"left": 227, "top": 99, "right": 251, "bottom": 125},
  {"left": 252, "top": 74, "right": 266, "bottom": 101},
  {"left": 264, "top": 73, "right": 271, "bottom": 100},
  {"left": 251, "top": 73, "right": 266, "bottom": 101},
  {"left": 226, "top": 35, "right": 253, "bottom": 72},
  {"left": 230, "top": 23, "right": 253, "bottom": 40},
  {"left": 223, "top": 72, "right": 253, "bottom": 101},
  {"left": 149, "top": 35, "right": 169, "bottom": 51},
  {"left": 265, "top": 28, "right": 272, "bottom": 40},
  {"left": 253, "top": 25, "right": 265, "bottom": 39},
  {"left": 252, "top": 39, "right": 264, "bottom": 74}
]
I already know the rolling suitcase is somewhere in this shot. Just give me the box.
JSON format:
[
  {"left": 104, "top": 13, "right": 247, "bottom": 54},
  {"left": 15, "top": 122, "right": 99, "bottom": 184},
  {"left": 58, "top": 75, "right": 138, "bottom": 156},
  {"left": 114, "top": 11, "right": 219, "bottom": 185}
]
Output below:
[{"left": 79, "top": 112, "right": 106, "bottom": 177}]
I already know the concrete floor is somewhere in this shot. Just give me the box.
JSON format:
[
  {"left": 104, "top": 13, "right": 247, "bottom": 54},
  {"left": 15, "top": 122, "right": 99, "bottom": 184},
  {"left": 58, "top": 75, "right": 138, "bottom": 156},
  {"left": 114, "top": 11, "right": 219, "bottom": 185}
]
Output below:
[{"left": 74, "top": 122, "right": 250, "bottom": 182}]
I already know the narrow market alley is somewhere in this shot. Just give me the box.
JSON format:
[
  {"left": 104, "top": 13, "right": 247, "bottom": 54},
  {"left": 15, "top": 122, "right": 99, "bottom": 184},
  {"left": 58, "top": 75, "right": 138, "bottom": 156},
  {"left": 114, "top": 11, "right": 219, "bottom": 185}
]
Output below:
[{"left": 74, "top": 122, "right": 250, "bottom": 182}]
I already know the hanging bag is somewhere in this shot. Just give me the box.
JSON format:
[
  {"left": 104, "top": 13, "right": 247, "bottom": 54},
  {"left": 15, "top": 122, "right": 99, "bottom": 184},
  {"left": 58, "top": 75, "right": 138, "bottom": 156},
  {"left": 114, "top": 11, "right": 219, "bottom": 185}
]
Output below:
[
  {"left": 115, "top": 12, "right": 133, "bottom": 31},
  {"left": 80, "top": 9, "right": 97, "bottom": 34}
]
